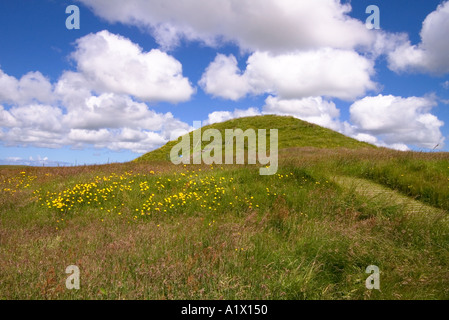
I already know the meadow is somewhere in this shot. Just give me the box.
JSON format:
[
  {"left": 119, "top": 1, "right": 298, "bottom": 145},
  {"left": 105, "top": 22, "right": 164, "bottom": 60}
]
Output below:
[{"left": 1, "top": 145, "right": 448, "bottom": 300}]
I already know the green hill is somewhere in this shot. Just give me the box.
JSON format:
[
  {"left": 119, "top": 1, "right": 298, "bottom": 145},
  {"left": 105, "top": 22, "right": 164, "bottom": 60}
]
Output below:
[{"left": 136, "top": 115, "right": 375, "bottom": 162}]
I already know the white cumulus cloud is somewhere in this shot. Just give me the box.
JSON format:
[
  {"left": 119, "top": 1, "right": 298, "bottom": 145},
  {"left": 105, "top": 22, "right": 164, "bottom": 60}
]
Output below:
[
  {"left": 262, "top": 96, "right": 341, "bottom": 131},
  {"left": 200, "top": 50, "right": 377, "bottom": 101},
  {"left": 71, "top": 30, "right": 195, "bottom": 103},
  {"left": 0, "top": 31, "right": 195, "bottom": 154},
  {"left": 0, "top": 69, "right": 55, "bottom": 106},
  {"left": 349, "top": 94, "right": 445, "bottom": 149},
  {"left": 205, "top": 107, "right": 261, "bottom": 125},
  {"left": 198, "top": 54, "right": 251, "bottom": 101},
  {"left": 63, "top": 93, "right": 175, "bottom": 131},
  {"left": 388, "top": 1, "right": 449, "bottom": 74},
  {"left": 78, "top": 0, "right": 374, "bottom": 52},
  {"left": 0, "top": 93, "right": 191, "bottom": 153}
]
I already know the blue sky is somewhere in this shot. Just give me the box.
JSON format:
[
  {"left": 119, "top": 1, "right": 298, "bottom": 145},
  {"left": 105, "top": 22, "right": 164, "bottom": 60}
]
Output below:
[{"left": 0, "top": 0, "right": 448, "bottom": 166}]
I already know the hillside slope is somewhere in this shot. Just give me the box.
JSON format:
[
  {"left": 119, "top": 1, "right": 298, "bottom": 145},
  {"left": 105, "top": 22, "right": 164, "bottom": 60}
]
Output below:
[{"left": 136, "top": 115, "right": 375, "bottom": 162}]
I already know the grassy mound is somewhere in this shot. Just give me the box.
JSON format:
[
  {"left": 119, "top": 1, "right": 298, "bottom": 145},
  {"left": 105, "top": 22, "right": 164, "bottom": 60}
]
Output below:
[{"left": 136, "top": 115, "right": 375, "bottom": 162}]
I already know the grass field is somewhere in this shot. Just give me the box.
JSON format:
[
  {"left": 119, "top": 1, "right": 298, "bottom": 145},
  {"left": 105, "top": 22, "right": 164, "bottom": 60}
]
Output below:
[{"left": 1, "top": 116, "right": 448, "bottom": 300}]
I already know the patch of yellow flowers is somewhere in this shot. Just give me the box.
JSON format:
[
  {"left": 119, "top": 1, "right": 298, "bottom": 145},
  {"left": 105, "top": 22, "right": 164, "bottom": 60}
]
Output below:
[
  {"left": 33, "top": 167, "right": 296, "bottom": 221},
  {"left": 1, "top": 171, "right": 37, "bottom": 195}
]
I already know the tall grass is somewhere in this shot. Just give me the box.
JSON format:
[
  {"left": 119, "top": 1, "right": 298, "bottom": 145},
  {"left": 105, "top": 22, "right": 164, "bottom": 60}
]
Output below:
[{"left": 1, "top": 146, "right": 448, "bottom": 299}]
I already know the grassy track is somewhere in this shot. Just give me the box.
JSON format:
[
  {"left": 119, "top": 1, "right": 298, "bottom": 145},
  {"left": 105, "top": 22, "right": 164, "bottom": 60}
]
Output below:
[{"left": 333, "top": 176, "right": 445, "bottom": 216}]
